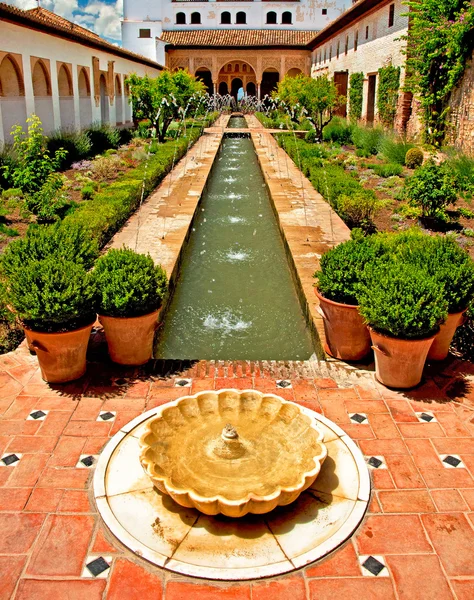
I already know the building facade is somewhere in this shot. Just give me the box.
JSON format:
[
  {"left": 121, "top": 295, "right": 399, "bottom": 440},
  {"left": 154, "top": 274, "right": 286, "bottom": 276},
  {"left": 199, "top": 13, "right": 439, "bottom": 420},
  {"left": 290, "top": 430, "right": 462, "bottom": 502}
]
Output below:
[{"left": 0, "top": 3, "right": 163, "bottom": 147}]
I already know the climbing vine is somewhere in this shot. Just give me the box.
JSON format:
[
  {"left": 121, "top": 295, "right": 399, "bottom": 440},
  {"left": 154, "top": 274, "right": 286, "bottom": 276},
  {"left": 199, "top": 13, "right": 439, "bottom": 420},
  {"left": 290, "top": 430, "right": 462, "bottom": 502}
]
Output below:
[
  {"left": 348, "top": 72, "right": 364, "bottom": 122},
  {"left": 403, "top": 0, "right": 474, "bottom": 145},
  {"left": 377, "top": 65, "right": 400, "bottom": 127}
]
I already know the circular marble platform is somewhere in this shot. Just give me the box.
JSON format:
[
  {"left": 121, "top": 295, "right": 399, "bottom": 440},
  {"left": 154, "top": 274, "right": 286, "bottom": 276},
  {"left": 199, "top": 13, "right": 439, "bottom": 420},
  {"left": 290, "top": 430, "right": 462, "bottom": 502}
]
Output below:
[{"left": 94, "top": 391, "right": 370, "bottom": 580}]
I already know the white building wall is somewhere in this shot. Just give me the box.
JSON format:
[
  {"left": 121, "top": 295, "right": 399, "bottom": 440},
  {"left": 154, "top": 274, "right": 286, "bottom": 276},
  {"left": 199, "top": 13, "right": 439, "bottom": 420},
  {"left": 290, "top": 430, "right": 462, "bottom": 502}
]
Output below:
[
  {"left": 0, "top": 19, "right": 162, "bottom": 146},
  {"left": 122, "top": 0, "right": 349, "bottom": 62},
  {"left": 310, "top": 0, "right": 408, "bottom": 121}
]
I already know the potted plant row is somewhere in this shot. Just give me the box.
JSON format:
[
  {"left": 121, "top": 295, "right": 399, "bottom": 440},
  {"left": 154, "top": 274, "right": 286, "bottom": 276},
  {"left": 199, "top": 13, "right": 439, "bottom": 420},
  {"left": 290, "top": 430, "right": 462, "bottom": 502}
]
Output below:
[
  {"left": 1, "top": 224, "right": 168, "bottom": 383},
  {"left": 314, "top": 229, "right": 474, "bottom": 389}
]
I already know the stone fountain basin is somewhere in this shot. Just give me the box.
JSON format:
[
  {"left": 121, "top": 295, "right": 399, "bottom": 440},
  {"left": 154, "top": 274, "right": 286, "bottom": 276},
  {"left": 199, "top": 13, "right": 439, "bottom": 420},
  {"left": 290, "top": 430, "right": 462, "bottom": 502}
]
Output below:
[{"left": 139, "top": 389, "right": 327, "bottom": 517}]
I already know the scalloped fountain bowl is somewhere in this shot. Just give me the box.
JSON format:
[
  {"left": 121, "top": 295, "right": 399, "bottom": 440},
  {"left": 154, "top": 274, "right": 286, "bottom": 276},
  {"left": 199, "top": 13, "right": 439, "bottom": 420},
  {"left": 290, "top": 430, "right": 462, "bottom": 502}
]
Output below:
[{"left": 139, "top": 389, "right": 327, "bottom": 517}]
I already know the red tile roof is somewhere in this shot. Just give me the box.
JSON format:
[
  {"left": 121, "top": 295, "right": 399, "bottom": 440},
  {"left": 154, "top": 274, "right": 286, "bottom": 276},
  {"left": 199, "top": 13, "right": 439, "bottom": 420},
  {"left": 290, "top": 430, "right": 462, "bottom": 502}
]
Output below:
[{"left": 160, "top": 29, "right": 317, "bottom": 48}]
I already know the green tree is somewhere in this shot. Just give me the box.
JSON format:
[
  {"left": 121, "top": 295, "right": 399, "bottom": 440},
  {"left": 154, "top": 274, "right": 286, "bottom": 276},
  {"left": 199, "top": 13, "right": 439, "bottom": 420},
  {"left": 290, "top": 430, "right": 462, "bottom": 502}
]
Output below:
[
  {"left": 126, "top": 70, "right": 206, "bottom": 142},
  {"left": 275, "top": 74, "right": 342, "bottom": 140}
]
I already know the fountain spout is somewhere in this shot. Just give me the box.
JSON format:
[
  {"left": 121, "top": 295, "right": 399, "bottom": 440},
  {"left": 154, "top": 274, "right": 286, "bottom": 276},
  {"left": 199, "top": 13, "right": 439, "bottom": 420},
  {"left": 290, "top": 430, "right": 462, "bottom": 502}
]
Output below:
[{"left": 212, "top": 423, "right": 246, "bottom": 460}]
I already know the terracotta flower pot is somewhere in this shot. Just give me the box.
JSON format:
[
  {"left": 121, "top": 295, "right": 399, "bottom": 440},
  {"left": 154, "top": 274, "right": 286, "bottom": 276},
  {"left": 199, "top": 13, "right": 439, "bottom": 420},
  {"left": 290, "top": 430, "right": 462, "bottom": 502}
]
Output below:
[
  {"left": 427, "top": 311, "right": 465, "bottom": 361},
  {"left": 314, "top": 288, "right": 371, "bottom": 361},
  {"left": 99, "top": 309, "right": 160, "bottom": 366},
  {"left": 24, "top": 322, "right": 94, "bottom": 383},
  {"left": 370, "top": 328, "right": 435, "bottom": 389}
]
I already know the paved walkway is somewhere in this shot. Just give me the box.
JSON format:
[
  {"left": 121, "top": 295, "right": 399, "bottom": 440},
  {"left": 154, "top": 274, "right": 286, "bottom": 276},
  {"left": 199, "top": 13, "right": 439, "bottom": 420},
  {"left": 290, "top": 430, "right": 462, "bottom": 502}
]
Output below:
[{"left": 0, "top": 342, "right": 474, "bottom": 599}]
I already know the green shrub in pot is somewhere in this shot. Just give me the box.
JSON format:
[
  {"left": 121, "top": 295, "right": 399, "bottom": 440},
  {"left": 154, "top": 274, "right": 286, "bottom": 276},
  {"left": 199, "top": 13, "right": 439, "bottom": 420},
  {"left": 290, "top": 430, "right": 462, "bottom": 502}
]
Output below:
[{"left": 91, "top": 248, "right": 167, "bottom": 365}]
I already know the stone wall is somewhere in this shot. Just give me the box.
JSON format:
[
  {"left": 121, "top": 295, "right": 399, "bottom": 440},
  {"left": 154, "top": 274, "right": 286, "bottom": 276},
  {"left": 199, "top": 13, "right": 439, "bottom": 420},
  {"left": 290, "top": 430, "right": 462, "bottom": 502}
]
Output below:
[{"left": 446, "top": 54, "right": 474, "bottom": 156}]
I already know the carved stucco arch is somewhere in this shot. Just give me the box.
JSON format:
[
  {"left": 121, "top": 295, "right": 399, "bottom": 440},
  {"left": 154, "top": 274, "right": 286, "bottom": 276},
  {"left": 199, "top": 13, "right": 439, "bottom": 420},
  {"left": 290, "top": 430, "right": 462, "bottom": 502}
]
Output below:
[{"left": 217, "top": 58, "right": 258, "bottom": 80}]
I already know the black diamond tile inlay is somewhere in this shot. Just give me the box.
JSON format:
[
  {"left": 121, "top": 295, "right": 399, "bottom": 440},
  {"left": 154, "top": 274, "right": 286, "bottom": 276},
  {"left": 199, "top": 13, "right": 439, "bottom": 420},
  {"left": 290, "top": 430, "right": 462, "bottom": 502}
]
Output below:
[
  {"left": 351, "top": 413, "right": 367, "bottom": 424},
  {"left": 86, "top": 557, "right": 110, "bottom": 577},
  {"left": 368, "top": 457, "right": 383, "bottom": 469},
  {"left": 114, "top": 378, "right": 127, "bottom": 386},
  {"left": 100, "top": 412, "right": 115, "bottom": 421},
  {"left": 176, "top": 379, "right": 189, "bottom": 386},
  {"left": 2, "top": 454, "right": 20, "bottom": 466},
  {"left": 443, "top": 455, "right": 461, "bottom": 468},
  {"left": 277, "top": 380, "right": 291, "bottom": 388},
  {"left": 362, "top": 556, "right": 385, "bottom": 576},
  {"left": 81, "top": 455, "right": 95, "bottom": 467},
  {"left": 30, "top": 410, "right": 46, "bottom": 420},
  {"left": 420, "top": 413, "right": 434, "bottom": 422}
]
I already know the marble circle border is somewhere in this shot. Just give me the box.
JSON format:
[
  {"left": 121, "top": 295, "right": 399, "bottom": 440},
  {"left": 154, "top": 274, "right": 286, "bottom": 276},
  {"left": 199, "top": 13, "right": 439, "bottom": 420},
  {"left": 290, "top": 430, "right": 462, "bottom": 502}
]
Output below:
[{"left": 93, "top": 390, "right": 371, "bottom": 581}]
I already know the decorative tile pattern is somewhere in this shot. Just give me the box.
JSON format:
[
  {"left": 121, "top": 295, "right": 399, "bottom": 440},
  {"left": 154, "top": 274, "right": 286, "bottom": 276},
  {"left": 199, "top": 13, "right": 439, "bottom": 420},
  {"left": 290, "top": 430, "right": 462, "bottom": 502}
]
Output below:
[
  {"left": 366, "top": 456, "right": 386, "bottom": 469},
  {"left": 82, "top": 555, "right": 112, "bottom": 578},
  {"left": 416, "top": 412, "right": 437, "bottom": 423},
  {"left": 276, "top": 380, "right": 292, "bottom": 389},
  {"left": 97, "top": 411, "right": 116, "bottom": 422},
  {"left": 439, "top": 454, "right": 464, "bottom": 469},
  {"left": 1, "top": 453, "right": 22, "bottom": 466},
  {"left": 175, "top": 379, "right": 192, "bottom": 387},
  {"left": 359, "top": 555, "right": 388, "bottom": 577},
  {"left": 349, "top": 413, "right": 368, "bottom": 424},
  {"left": 27, "top": 410, "right": 48, "bottom": 420},
  {"left": 77, "top": 455, "right": 99, "bottom": 469}
]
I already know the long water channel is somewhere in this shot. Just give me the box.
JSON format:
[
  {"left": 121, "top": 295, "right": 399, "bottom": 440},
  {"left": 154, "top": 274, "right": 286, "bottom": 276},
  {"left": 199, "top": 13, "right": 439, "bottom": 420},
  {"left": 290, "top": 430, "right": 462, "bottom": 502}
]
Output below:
[{"left": 155, "top": 121, "right": 314, "bottom": 360}]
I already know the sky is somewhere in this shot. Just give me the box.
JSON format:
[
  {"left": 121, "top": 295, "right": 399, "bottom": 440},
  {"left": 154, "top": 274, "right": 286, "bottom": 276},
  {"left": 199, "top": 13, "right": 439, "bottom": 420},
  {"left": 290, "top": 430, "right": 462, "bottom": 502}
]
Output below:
[{"left": 5, "top": 0, "right": 123, "bottom": 43}]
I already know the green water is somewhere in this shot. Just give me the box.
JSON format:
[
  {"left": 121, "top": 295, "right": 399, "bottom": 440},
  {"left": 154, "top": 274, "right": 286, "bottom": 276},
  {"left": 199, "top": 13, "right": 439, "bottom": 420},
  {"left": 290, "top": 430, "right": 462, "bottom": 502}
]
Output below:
[
  {"left": 155, "top": 134, "right": 315, "bottom": 360},
  {"left": 227, "top": 116, "right": 247, "bottom": 128}
]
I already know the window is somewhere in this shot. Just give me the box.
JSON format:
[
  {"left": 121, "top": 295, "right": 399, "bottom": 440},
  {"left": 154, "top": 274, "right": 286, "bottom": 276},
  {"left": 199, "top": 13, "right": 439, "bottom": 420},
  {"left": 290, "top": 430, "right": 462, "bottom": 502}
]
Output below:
[
  {"left": 221, "top": 11, "right": 231, "bottom": 24},
  {"left": 139, "top": 29, "right": 151, "bottom": 38},
  {"left": 266, "top": 11, "right": 277, "bottom": 24},
  {"left": 282, "top": 11, "right": 292, "bottom": 24},
  {"left": 329, "top": 45, "right": 332, "bottom": 61},
  {"left": 322, "top": 8, "right": 327, "bottom": 15},
  {"left": 242, "top": 64, "right": 247, "bottom": 72},
  {"left": 388, "top": 3, "right": 395, "bottom": 27},
  {"left": 365, "top": 25, "right": 369, "bottom": 39},
  {"left": 354, "top": 30, "right": 358, "bottom": 51},
  {"left": 191, "top": 12, "right": 201, "bottom": 24},
  {"left": 176, "top": 12, "right": 185, "bottom": 25},
  {"left": 336, "top": 41, "right": 340, "bottom": 59},
  {"left": 236, "top": 11, "right": 246, "bottom": 24},
  {"left": 324, "top": 49, "right": 326, "bottom": 62},
  {"left": 345, "top": 35, "right": 349, "bottom": 54}
]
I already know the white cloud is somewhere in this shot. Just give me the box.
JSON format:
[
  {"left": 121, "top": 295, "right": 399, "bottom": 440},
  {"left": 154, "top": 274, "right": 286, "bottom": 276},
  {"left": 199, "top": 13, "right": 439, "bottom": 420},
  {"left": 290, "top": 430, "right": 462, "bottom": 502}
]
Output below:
[{"left": 5, "top": 0, "right": 123, "bottom": 41}]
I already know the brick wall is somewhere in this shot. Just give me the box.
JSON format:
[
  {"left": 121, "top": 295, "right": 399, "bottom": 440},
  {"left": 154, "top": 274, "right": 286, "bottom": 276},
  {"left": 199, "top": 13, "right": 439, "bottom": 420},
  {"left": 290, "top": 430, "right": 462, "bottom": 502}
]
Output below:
[{"left": 446, "top": 54, "right": 474, "bottom": 156}]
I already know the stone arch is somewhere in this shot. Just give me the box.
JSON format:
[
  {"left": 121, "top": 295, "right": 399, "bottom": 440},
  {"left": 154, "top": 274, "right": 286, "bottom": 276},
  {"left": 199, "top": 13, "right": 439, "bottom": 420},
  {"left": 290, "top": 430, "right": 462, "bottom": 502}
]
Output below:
[
  {"left": 236, "top": 11, "right": 246, "bottom": 24},
  {"left": 246, "top": 81, "right": 256, "bottom": 96},
  {"left": 261, "top": 67, "right": 280, "bottom": 98},
  {"left": 195, "top": 67, "right": 213, "bottom": 94},
  {"left": 57, "top": 63, "right": 73, "bottom": 96},
  {"left": 231, "top": 77, "right": 243, "bottom": 99},
  {"left": 286, "top": 67, "right": 302, "bottom": 78},
  {"left": 100, "top": 73, "right": 109, "bottom": 124},
  {"left": 190, "top": 12, "right": 201, "bottom": 24},
  {"left": 217, "top": 58, "right": 257, "bottom": 78},
  {"left": 0, "top": 54, "right": 26, "bottom": 142},
  {"left": 176, "top": 12, "right": 185, "bottom": 24},
  {"left": 218, "top": 81, "right": 228, "bottom": 95},
  {"left": 221, "top": 11, "right": 231, "bottom": 24},
  {"left": 266, "top": 11, "right": 277, "bottom": 24},
  {"left": 115, "top": 75, "right": 123, "bottom": 124},
  {"left": 57, "top": 63, "right": 74, "bottom": 129},
  {"left": 78, "top": 67, "right": 92, "bottom": 128},
  {"left": 32, "top": 59, "right": 54, "bottom": 134}
]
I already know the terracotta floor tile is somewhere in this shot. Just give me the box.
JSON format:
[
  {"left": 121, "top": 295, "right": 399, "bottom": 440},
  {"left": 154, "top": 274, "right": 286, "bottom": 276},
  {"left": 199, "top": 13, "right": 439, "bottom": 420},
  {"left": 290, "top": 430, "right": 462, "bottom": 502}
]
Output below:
[
  {"left": 398, "top": 423, "right": 446, "bottom": 438},
  {"left": 420, "top": 468, "right": 474, "bottom": 489},
  {"left": 338, "top": 423, "right": 374, "bottom": 439},
  {"left": 101, "top": 397, "right": 146, "bottom": 411},
  {"left": 308, "top": 577, "right": 396, "bottom": 600},
  {"left": 314, "top": 377, "right": 338, "bottom": 389},
  {"left": 344, "top": 400, "right": 388, "bottom": 414},
  {"left": 83, "top": 436, "right": 110, "bottom": 455},
  {"left": 252, "top": 575, "right": 305, "bottom": 600},
  {"left": 148, "top": 388, "right": 192, "bottom": 402},
  {"left": 405, "top": 438, "right": 442, "bottom": 469},
  {"left": 71, "top": 397, "right": 104, "bottom": 420},
  {"left": 384, "top": 455, "right": 426, "bottom": 489},
  {"left": 32, "top": 396, "right": 78, "bottom": 411},
  {"left": 355, "top": 384, "right": 382, "bottom": 399},
  {"left": 450, "top": 579, "right": 474, "bottom": 600},
  {"left": 57, "top": 490, "right": 91, "bottom": 513},
  {"left": 359, "top": 438, "right": 409, "bottom": 455},
  {"left": 2, "top": 395, "right": 38, "bottom": 419},
  {"left": 386, "top": 554, "right": 454, "bottom": 600},
  {"left": 36, "top": 467, "right": 90, "bottom": 489},
  {"left": 215, "top": 377, "right": 253, "bottom": 390},
  {"left": 166, "top": 582, "right": 251, "bottom": 600},
  {"left": 0, "top": 555, "right": 26, "bottom": 599},
  {"left": 15, "top": 579, "right": 107, "bottom": 600},
  {"left": 25, "top": 488, "right": 63, "bottom": 512},
  {"left": 305, "top": 541, "right": 360, "bottom": 577},
  {"left": 436, "top": 412, "right": 471, "bottom": 437},
  {"left": 107, "top": 558, "right": 163, "bottom": 600},
  {"left": 378, "top": 490, "right": 435, "bottom": 513},
  {"left": 253, "top": 378, "right": 277, "bottom": 392},
  {"left": 110, "top": 410, "right": 143, "bottom": 435},
  {"left": 0, "top": 512, "right": 45, "bottom": 553},
  {"left": 372, "top": 469, "right": 396, "bottom": 490},
  {"left": 91, "top": 527, "right": 117, "bottom": 553},
  {"left": 367, "top": 413, "right": 401, "bottom": 439},
  {"left": 460, "top": 489, "right": 474, "bottom": 510},
  {"left": 48, "top": 436, "right": 86, "bottom": 466},
  {"left": 432, "top": 438, "right": 474, "bottom": 455},
  {"left": 63, "top": 420, "right": 112, "bottom": 437},
  {"left": 7, "top": 435, "right": 58, "bottom": 454},
  {"left": 191, "top": 377, "right": 216, "bottom": 393},
  {"left": 0, "top": 487, "right": 31, "bottom": 511},
  {"left": 431, "top": 489, "right": 468, "bottom": 512},
  {"left": 37, "top": 411, "right": 72, "bottom": 437},
  {"left": 0, "top": 420, "right": 41, "bottom": 436},
  {"left": 5, "top": 453, "right": 49, "bottom": 488},
  {"left": 319, "top": 399, "right": 350, "bottom": 424},
  {"left": 422, "top": 514, "right": 474, "bottom": 576},
  {"left": 318, "top": 388, "right": 358, "bottom": 400},
  {"left": 27, "top": 514, "right": 94, "bottom": 576},
  {"left": 385, "top": 399, "right": 418, "bottom": 422},
  {"left": 123, "top": 380, "right": 151, "bottom": 398},
  {"left": 369, "top": 494, "right": 382, "bottom": 513},
  {"left": 356, "top": 515, "right": 433, "bottom": 554}
]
